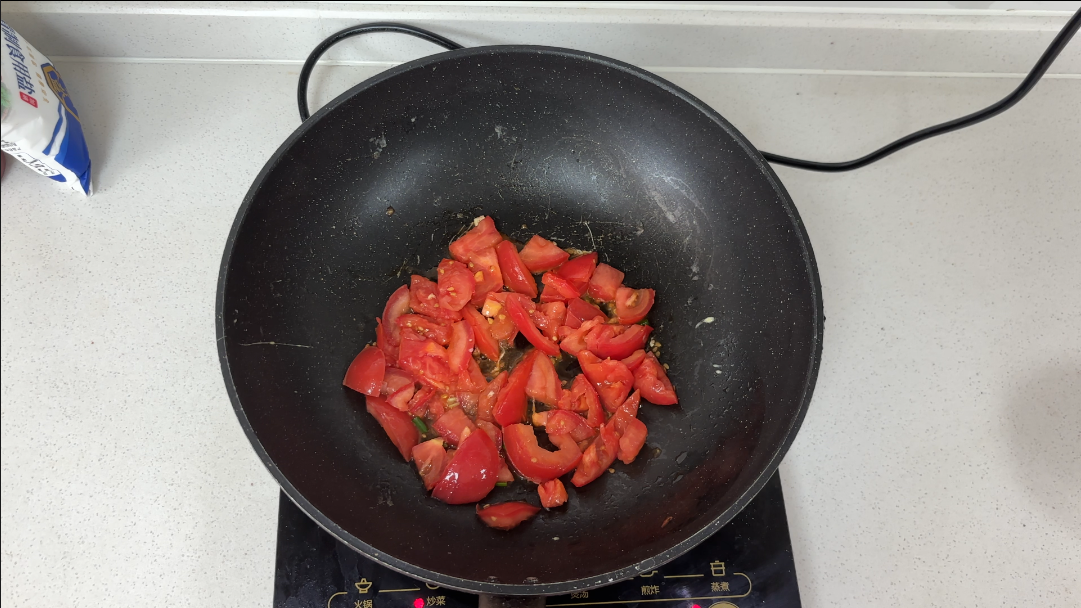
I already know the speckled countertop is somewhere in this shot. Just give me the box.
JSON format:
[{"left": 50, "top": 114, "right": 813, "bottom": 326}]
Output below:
[{"left": 2, "top": 60, "right": 1079, "bottom": 607}]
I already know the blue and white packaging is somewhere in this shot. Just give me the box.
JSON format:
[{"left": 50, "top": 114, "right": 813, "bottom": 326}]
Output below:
[{"left": 1, "top": 20, "right": 92, "bottom": 195}]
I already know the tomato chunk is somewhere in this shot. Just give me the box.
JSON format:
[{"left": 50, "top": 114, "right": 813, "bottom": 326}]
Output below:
[
  {"left": 381, "top": 367, "right": 414, "bottom": 396},
  {"left": 409, "top": 275, "right": 462, "bottom": 321},
  {"left": 557, "top": 374, "right": 605, "bottom": 428},
  {"left": 477, "top": 371, "right": 507, "bottom": 423},
  {"left": 546, "top": 409, "right": 596, "bottom": 443},
  {"left": 577, "top": 350, "right": 634, "bottom": 412},
  {"left": 556, "top": 252, "right": 598, "bottom": 293},
  {"left": 462, "top": 305, "right": 501, "bottom": 361},
  {"left": 587, "top": 263, "right": 624, "bottom": 302},
  {"left": 538, "top": 479, "right": 568, "bottom": 508},
  {"left": 539, "top": 272, "right": 581, "bottom": 302},
  {"left": 476, "top": 419, "right": 502, "bottom": 448},
  {"left": 564, "top": 297, "right": 606, "bottom": 329},
  {"left": 559, "top": 317, "right": 605, "bottom": 357},
  {"left": 437, "top": 259, "right": 476, "bottom": 312},
  {"left": 382, "top": 285, "right": 412, "bottom": 346},
  {"left": 445, "top": 320, "right": 475, "bottom": 374},
  {"left": 456, "top": 356, "right": 487, "bottom": 394},
  {"left": 585, "top": 323, "right": 652, "bottom": 360},
  {"left": 407, "top": 385, "right": 437, "bottom": 416},
  {"left": 519, "top": 235, "right": 569, "bottom": 273},
  {"left": 493, "top": 350, "right": 538, "bottom": 427},
  {"left": 526, "top": 353, "right": 561, "bottom": 406},
  {"left": 614, "top": 287, "right": 655, "bottom": 324},
  {"left": 433, "top": 406, "right": 478, "bottom": 447},
  {"left": 503, "top": 424, "right": 583, "bottom": 483},
  {"left": 375, "top": 319, "right": 397, "bottom": 365},
  {"left": 496, "top": 241, "right": 538, "bottom": 298},
  {"left": 397, "top": 314, "right": 451, "bottom": 345},
  {"left": 634, "top": 352, "right": 678, "bottom": 405},
  {"left": 466, "top": 247, "right": 503, "bottom": 306},
  {"left": 412, "top": 439, "right": 448, "bottom": 490},
  {"left": 432, "top": 430, "right": 500, "bottom": 504},
  {"left": 532, "top": 301, "right": 567, "bottom": 341},
  {"left": 482, "top": 292, "right": 519, "bottom": 343},
  {"left": 365, "top": 395, "right": 419, "bottom": 461},
  {"left": 449, "top": 216, "right": 503, "bottom": 263},
  {"left": 476, "top": 501, "right": 540, "bottom": 530},
  {"left": 618, "top": 417, "right": 648, "bottom": 464},
  {"left": 506, "top": 294, "right": 561, "bottom": 356},
  {"left": 571, "top": 422, "right": 619, "bottom": 487},
  {"left": 621, "top": 349, "right": 647, "bottom": 371},
  {"left": 343, "top": 346, "right": 385, "bottom": 397},
  {"left": 398, "top": 338, "right": 454, "bottom": 391}
]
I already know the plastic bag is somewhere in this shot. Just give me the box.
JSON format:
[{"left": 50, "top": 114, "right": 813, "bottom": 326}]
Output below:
[{"left": 1, "top": 20, "right": 92, "bottom": 195}]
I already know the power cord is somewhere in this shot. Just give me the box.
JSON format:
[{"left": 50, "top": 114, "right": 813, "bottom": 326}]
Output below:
[{"left": 298, "top": 10, "right": 1080, "bottom": 172}]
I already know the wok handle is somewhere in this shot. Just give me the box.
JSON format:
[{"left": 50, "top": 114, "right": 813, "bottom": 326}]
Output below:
[
  {"left": 479, "top": 595, "right": 546, "bottom": 608},
  {"left": 298, "top": 22, "right": 464, "bottom": 121}
]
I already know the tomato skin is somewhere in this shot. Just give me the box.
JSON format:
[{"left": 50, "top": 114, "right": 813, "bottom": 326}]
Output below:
[
  {"left": 577, "top": 350, "right": 634, "bottom": 412},
  {"left": 621, "top": 349, "right": 647, "bottom": 372},
  {"left": 546, "top": 409, "right": 596, "bottom": 443},
  {"left": 477, "top": 371, "right": 507, "bottom": 423},
  {"left": 449, "top": 216, "right": 503, "bottom": 263},
  {"left": 433, "top": 406, "right": 478, "bottom": 447},
  {"left": 445, "top": 320, "right": 475, "bottom": 374},
  {"left": 397, "top": 314, "right": 451, "bottom": 345},
  {"left": 532, "top": 301, "right": 567, "bottom": 341},
  {"left": 493, "top": 350, "right": 538, "bottom": 427},
  {"left": 526, "top": 353, "right": 561, "bottom": 406},
  {"left": 556, "top": 252, "right": 598, "bottom": 293},
  {"left": 365, "top": 395, "right": 420, "bottom": 461},
  {"left": 381, "top": 367, "right": 415, "bottom": 396},
  {"left": 407, "top": 385, "right": 437, "bottom": 416},
  {"left": 564, "top": 297, "right": 606, "bottom": 329},
  {"left": 437, "top": 259, "right": 476, "bottom": 312},
  {"left": 587, "top": 263, "right": 625, "bottom": 302},
  {"left": 466, "top": 247, "right": 504, "bottom": 306},
  {"left": 397, "top": 338, "right": 454, "bottom": 391},
  {"left": 503, "top": 424, "right": 583, "bottom": 483},
  {"left": 618, "top": 417, "right": 648, "bottom": 464},
  {"left": 343, "top": 346, "right": 386, "bottom": 396},
  {"left": 571, "top": 422, "right": 619, "bottom": 487},
  {"left": 476, "top": 501, "right": 540, "bottom": 530},
  {"left": 506, "top": 294, "right": 561, "bottom": 356},
  {"left": 539, "top": 272, "right": 581, "bottom": 302},
  {"left": 519, "top": 235, "right": 570, "bottom": 272},
  {"left": 538, "top": 479, "right": 569, "bottom": 508},
  {"left": 481, "top": 292, "right": 519, "bottom": 343},
  {"left": 412, "top": 439, "right": 448, "bottom": 490},
  {"left": 432, "top": 428, "right": 501, "bottom": 504},
  {"left": 382, "top": 285, "right": 412, "bottom": 346},
  {"left": 585, "top": 324, "right": 652, "bottom": 360},
  {"left": 409, "top": 275, "right": 463, "bottom": 321},
  {"left": 462, "top": 305, "right": 501, "bottom": 361},
  {"left": 496, "top": 241, "right": 538, "bottom": 298},
  {"left": 634, "top": 352, "right": 678, "bottom": 405},
  {"left": 375, "top": 319, "right": 398, "bottom": 365},
  {"left": 559, "top": 317, "right": 605, "bottom": 357},
  {"left": 614, "top": 287, "right": 655, "bottom": 324}
]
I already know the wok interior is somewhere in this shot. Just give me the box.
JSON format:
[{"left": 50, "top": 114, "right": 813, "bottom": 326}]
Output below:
[{"left": 221, "top": 48, "right": 819, "bottom": 590}]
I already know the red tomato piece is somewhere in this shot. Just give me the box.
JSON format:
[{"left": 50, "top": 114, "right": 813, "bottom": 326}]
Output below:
[
  {"left": 466, "top": 247, "right": 503, "bottom": 306},
  {"left": 621, "top": 349, "right": 647, "bottom": 372},
  {"left": 614, "top": 287, "right": 655, "bottom": 324},
  {"left": 482, "top": 293, "right": 519, "bottom": 343},
  {"left": 532, "top": 301, "right": 567, "bottom": 341},
  {"left": 409, "top": 275, "right": 462, "bottom": 321},
  {"left": 618, "top": 418, "right": 648, "bottom": 465},
  {"left": 545, "top": 409, "right": 597, "bottom": 443},
  {"left": 571, "top": 422, "right": 619, "bottom": 487},
  {"left": 397, "top": 314, "right": 451, "bottom": 345},
  {"left": 381, "top": 367, "right": 414, "bottom": 396},
  {"left": 556, "top": 252, "right": 598, "bottom": 293},
  {"left": 577, "top": 350, "right": 634, "bottom": 412},
  {"left": 565, "top": 297, "right": 605, "bottom": 329},
  {"left": 503, "top": 424, "right": 583, "bottom": 483},
  {"left": 519, "top": 235, "right": 570, "bottom": 273},
  {"left": 559, "top": 317, "right": 605, "bottom": 357},
  {"left": 634, "top": 352, "right": 678, "bottom": 405},
  {"left": 495, "top": 241, "right": 538, "bottom": 298},
  {"left": 407, "top": 385, "right": 437, "bottom": 416},
  {"left": 365, "top": 395, "right": 419, "bottom": 461},
  {"left": 398, "top": 338, "right": 454, "bottom": 391},
  {"left": 462, "top": 305, "right": 501, "bottom": 361},
  {"left": 587, "top": 263, "right": 624, "bottom": 302},
  {"left": 432, "top": 430, "right": 501, "bottom": 504},
  {"left": 375, "top": 319, "right": 397, "bottom": 365},
  {"left": 456, "top": 357, "right": 487, "bottom": 394},
  {"left": 526, "top": 353, "right": 561, "bottom": 406},
  {"left": 445, "top": 320, "right": 475, "bottom": 374},
  {"left": 382, "top": 285, "right": 412, "bottom": 346},
  {"left": 343, "top": 346, "right": 386, "bottom": 397},
  {"left": 493, "top": 350, "right": 538, "bottom": 427},
  {"left": 477, "top": 371, "right": 507, "bottom": 423},
  {"left": 412, "top": 439, "right": 448, "bottom": 490},
  {"left": 497, "top": 458, "right": 515, "bottom": 482},
  {"left": 427, "top": 392, "right": 446, "bottom": 419},
  {"left": 387, "top": 383, "right": 416, "bottom": 412},
  {"left": 573, "top": 374, "right": 607, "bottom": 428},
  {"left": 506, "top": 294, "right": 561, "bottom": 356},
  {"left": 437, "top": 259, "right": 476, "bottom": 312},
  {"left": 476, "top": 501, "right": 540, "bottom": 530},
  {"left": 585, "top": 323, "right": 652, "bottom": 360},
  {"left": 539, "top": 272, "right": 581, "bottom": 303},
  {"left": 433, "top": 407, "right": 478, "bottom": 447},
  {"left": 538, "top": 479, "right": 568, "bottom": 508},
  {"left": 476, "top": 420, "right": 502, "bottom": 449},
  {"left": 449, "top": 216, "right": 503, "bottom": 263}
]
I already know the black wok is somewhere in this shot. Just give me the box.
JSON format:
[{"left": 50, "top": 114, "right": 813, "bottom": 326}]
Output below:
[{"left": 216, "top": 42, "right": 823, "bottom": 597}]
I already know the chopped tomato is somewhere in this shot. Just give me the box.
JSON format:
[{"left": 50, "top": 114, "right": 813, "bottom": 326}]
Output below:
[
  {"left": 545, "top": 409, "right": 597, "bottom": 443},
  {"left": 559, "top": 374, "right": 606, "bottom": 428},
  {"left": 466, "top": 247, "right": 503, "bottom": 305},
  {"left": 564, "top": 297, "right": 606, "bottom": 329},
  {"left": 412, "top": 439, "right": 448, "bottom": 490},
  {"left": 621, "top": 349, "right": 647, "bottom": 371},
  {"left": 477, "top": 371, "right": 507, "bottom": 423},
  {"left": 462, "top": 305, "right": 501, "bottom": 361},
  {"left": 577, "top": 350, "right": 634, "bottom": 412},
  {"left": 375, "top": 319, "right": 397, "bottom": 365},
  {"left": 365, "top": 395, "right": 419, "bottom": 461},
  {"left": 456, "top": 357, "right": 488, "bottom": 394},
  {"left": 634, "top": 352, "right": 678, "bottom": 405},
  {"left": 381, "top": 367, "right": 414, "bottom": 396},
  {"left": 398, "top": 338, "right": 454, "bottom": 391},
  {"left": 585, "top": 323, "right": 652, "bottom": 360},
  {"left": 433, "top": 407, "right": 477, "bottom": 447},
  {"left": 526, "top": 353, "right": 561, "bottom": 406},
  {"left": 587, "top": 263, "right": 624, "bottom": 302},
  {"left": 497, "top": 458, "right": 515, "bottom": 482},
  {"left": 614, "top": 287, "right": 655, "bottom": 324},
  {"left": 571, "top": 422, "right": 619, "bottom": 487},
  {"left": 532, "top": 301, "right": 567, "bottom": 341},
  {"left": 538, "top": 479, "right": 568, "bottom": 508},
  {"left": 382, "top": 285, "right": 412, "bottom": 346},
  {"left": 445, "top": 320, "right": 475, "bottom": 374},
  {"left": 407, "top": 385, "right": 437, "bottom": 416},
  {"left": 481, "top": 292, "right": 519, "bottom": 343},
  {"left": 437, "top": 259, "right": 476, "bottom": 312},
  {"left": 343, "top": 346, "right": 385, "bottom": 397},
  {"left": 387, "top": 383, "right": 416, "bottom": 411},
  {"left": 506, "top": 294, "right": 561, "bottom": 356},
  {"left": 556, "top": 252, "right": 598, "bottom": 293},
  {"left": 496, "top": 241, "right": 538, "bottom": 298},
  {"left": 432, "top": 430, "right": 500, "bottom": 504},
  {"left": 503, "top": 424, "right": 582, "bottom": 483},
  {"left": 617, "top": 418, "right": 648, "bottom": 464},
  {"left": 409, "top": 275, "right": 462, "bottom": 321},
  {"left": 428, "top": 393, "right": 447, "bottom": 419},
  {"left": 449, "top": 216, "right": 503, "bottom": 263},
  {"left": 493, "top": 350, "right": 538, "bottom": 427},
  {"left": 518, "top": 235, "right": 569, "bottom": 272},
  {"left": 475, "top": 420, "right": 502, "bottom": 448},
  {"left": 539, "top": 272, "right": 581, "bottom": 302},
  {"left": 397, "top": 314, "right": 451, "bottom": 345},
  {"left": 559, "top": 317, "right": 605, "bottom": 357},
  {"left": 476, "top": 501, "right": 540, "bottom": 530}
]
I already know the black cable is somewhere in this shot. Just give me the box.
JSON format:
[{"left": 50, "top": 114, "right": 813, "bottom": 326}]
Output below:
[{"left": 298, "top": 12, "right": 1080, "bottom": 171}]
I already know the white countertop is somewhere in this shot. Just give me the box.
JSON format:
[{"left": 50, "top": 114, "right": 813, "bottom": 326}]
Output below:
[{"left": 2, "top": 57, "right": 1079, "bottom": 607}]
